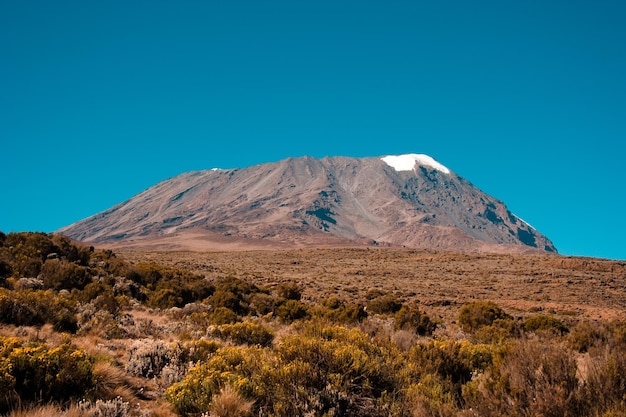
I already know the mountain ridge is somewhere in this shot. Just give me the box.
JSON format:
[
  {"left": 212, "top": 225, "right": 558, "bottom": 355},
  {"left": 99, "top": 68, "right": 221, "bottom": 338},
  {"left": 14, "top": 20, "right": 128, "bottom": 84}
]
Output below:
[{"left": 58, "top": 154, "right": 557, "bottom": 253}]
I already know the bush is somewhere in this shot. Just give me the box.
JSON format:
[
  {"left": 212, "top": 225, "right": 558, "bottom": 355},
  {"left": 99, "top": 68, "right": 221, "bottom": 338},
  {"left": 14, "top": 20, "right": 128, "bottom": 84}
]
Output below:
[
  {"left": 408, "top": 340, "right": 473, "bottom": 403},
  {"left": 0, "top": 288, "right": 78, "bottom": 332},
  {"left": 458, "top": 301, "right": 511, "bottom": 332},
  {"left": 320, "top": 297, "right": 367, "bottom": 324},
  {"left": 367, "top": 293, "right": 403, "bottom": 315},
  {"left": 0, "top": 337, "right": 94, "bottom": 413},
  {"left": 166, "top": 325, "right": 405, "bottom": 417},
  {"left": 394, "top": 305, "right": 436, "bottom": 336},
  {"left": 464, "top": 338, "right": 580, "bottom": 417},
  {"left": 275, "top": 299, "right": 308, "bottom": 323},
  {"left": 276, "top": 281, "right": 302, "bottom": 301},
  {"left": 165, "top": 346, "right": 264, "bottom": 416},
  {"left": 1, "top": 232, "right": 92, "bottom": 280},
  {"left": 212, "top": 321, "right": 274, "bottom": 347},
  {"left": 524, "top": 314, "right": 569, "bottom": 335},
  {"left": 125, "top": 339, "right": 175, "bottom": 378},
  {"left": 211, "top": 307, "right": 240, "bottom": 324},
  {"left": 40, "top": 259, "right": 91, "bottom": 290},
  {"left": 569, "top": 320, "right": 608, "bottom": 353}
]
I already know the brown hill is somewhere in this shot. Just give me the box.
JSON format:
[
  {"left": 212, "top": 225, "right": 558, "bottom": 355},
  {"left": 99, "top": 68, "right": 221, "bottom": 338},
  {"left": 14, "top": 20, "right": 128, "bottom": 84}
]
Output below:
[{"left": 58, "top": 154, "right": 556, "bottom": 253}]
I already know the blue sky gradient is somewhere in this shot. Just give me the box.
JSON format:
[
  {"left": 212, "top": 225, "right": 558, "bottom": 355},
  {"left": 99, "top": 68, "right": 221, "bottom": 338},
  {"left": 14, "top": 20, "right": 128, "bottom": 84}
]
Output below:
[{"left": 2, "top": 1, "right": 625, "bottom": 259}]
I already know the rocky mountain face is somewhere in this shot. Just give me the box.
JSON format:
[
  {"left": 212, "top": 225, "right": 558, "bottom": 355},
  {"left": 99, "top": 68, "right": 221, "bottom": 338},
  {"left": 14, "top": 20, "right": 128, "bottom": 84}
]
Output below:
[{"left": 58, "top": 154, "right": 557, "bottom": 253}]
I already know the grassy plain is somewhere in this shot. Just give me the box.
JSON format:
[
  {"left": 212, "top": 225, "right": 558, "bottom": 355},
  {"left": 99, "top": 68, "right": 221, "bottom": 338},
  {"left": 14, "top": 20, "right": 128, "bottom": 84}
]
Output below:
[{"left": 123, "top": 248, "right": 626, "bottom": 326}]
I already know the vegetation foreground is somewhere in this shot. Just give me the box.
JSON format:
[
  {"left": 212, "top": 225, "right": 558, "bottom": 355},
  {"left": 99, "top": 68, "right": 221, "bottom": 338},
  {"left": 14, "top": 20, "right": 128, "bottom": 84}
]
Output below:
[{"left": 0, "top": 232, "right": 625, "bottom": 417}]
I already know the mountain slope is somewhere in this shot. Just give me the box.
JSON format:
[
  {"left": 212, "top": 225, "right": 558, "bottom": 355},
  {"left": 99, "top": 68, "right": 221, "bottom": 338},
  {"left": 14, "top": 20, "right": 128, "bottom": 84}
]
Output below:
[{"left": 58, "top": 154, "right": 556, "bottom": 252}]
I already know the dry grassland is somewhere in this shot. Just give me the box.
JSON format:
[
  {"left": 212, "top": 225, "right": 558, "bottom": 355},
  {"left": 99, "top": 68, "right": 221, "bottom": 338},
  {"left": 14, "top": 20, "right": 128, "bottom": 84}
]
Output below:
[{"left": 121, "top": 248, "right": 626, "bottom": 327}]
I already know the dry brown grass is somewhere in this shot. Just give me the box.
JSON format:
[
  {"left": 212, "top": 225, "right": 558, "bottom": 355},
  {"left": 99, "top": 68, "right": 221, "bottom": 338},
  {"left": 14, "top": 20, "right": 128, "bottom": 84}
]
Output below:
[
  {"left": 92, "top": 361, "right": 136, "bottom": 402},
  {"left": 121, "top": 248, "right": 626, "bottom": 326},
  {"left": 207, "top": 385, "right": 254, "bottom": 417},
  {"left": 4, "top": 404, "right": 85, "bottom": 417}
]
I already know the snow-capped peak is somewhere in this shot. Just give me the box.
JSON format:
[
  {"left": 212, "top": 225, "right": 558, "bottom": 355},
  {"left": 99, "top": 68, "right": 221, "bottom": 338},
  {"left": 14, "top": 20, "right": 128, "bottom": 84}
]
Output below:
[{"left": 381, "top": 154, "right": 450, "bottom": 174}]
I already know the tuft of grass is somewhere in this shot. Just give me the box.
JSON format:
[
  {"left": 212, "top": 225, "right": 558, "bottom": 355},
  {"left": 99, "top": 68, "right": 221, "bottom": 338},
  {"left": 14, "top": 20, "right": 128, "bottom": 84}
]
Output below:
[{"left": 208, "top": 385, "right": 254, "bottom": 417}]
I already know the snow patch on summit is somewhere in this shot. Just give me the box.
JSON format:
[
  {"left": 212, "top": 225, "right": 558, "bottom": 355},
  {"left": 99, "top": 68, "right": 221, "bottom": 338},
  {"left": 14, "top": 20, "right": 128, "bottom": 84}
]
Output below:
[{"left": 381, "top": 154, "right": 450, "bottom": 174}]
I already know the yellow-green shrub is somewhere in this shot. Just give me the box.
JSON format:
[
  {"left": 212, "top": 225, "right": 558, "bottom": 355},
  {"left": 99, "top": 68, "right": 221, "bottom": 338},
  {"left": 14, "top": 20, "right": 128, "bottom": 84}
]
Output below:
[
  {"left": 524, "top": 314, "right": 569, "bottom": 335},
  {"left": 166, "top": 324, "right": 405, "bottom": 416},
  {"left": 319, "top": 297, "right": 367, "bottom": 324},
  {"left": 367, "top": 293, "right": 403, "bottom": 314},
  {"left": 212, "top": 321, "right": 274, "bottom": 347},
  {"left": 0, "top": 336, "right": 94, "bottom": 413},
  {"left": 0, "top": 288, "right": 77, "bottom": 332},
  {"left": 275, "top": 299, "right": 308, "bottom": 322},
  {"left": 463, "top": 338, "right": 580, "bottom": 417},
  {"left": 166, "top": 345, "right": 264, "bottom": 416},
  {"left": 458, "top": 301, "right": 511, "bottom": 332},
  {"left": 394, "top": 305, "right": 436, "bottom": 336}
]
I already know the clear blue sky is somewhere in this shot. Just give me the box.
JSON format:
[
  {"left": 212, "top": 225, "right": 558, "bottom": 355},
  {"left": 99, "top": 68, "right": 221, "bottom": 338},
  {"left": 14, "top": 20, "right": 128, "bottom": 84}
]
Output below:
[{"left": 1, "top": 0, "right": 625, "bottom": 260}]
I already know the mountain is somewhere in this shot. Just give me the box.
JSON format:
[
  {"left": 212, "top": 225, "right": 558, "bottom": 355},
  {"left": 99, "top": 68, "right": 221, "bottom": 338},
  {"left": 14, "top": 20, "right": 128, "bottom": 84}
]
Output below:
[{"left": 58, "top": 154, "right": 557, "bottom": 253}]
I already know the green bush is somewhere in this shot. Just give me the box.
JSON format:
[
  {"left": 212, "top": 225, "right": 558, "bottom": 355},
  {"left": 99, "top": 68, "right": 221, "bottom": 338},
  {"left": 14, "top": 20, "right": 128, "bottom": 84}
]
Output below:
[
  {"left": 367, "top": 294, "right": 403, "bottom": 314},
  {"left": 408, "top": 340, "right": 472, "bottom": 405},
  {"left": 276, "top": 281, "right": 303, "bottom": 301},
  {"left": 0, "top": 233, "right": 92, "bottom": 280},
  {"left": 40, "top": 259, "right": 91, "bottom": 290},
  {"left": 569, "top": 320, "right": 608, "bottom": 353},
  {"left": 394, "top": 305, "right": 437, "bottom": 336},
  {"left": 210, "top": 306, "right": 240, "bottom": 324},
  {"left": 459, "top": 301, "right": 511, "bottom": 332},
  {"left": 473, "top": 318, "right": 522, "bottom": 344},
  {"left": 0, "top": 336, "right": 94, "bottom": 413},
  {"left": 166, "top": 324, "right": 404, "bottom": 417},
  {"left": 463, "top": 338, "right": 580, "bottom": 417},
  {"left": 320, "top": 297, "right": 367, "bottom": 324},
  {"left": 524, "top": 314, "right": 569, "bottom": 335},
  {"left": 212, "top": 321, "right": 274, "bottom": 347},
  {"left": 0, "top": 288, "right": 77, "bottom": 332},
  {"left": 275, "top": 299, "right": 308, "bottom": 322}
]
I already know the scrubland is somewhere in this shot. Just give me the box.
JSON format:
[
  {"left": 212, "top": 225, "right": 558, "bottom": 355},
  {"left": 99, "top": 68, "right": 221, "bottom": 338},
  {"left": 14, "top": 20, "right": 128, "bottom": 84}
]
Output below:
[{"left": 1, "top": 232, "right": 626, "bottom": 417}]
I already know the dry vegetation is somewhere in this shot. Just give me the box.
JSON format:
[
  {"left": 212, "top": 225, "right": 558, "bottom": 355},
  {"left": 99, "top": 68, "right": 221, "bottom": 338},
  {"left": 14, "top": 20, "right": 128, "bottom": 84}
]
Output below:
[
  {"left": 126, "top": 247, "right": 626, "bottom": 323},
  {"left": 1, "top": 232, "right": 626, "bottom": 417}
]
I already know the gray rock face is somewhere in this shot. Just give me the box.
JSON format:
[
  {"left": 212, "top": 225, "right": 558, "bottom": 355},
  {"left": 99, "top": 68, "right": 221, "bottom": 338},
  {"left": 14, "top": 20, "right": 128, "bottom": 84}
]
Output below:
[{"left": 58, "top": 155, "right": 556, "bottom": 253}]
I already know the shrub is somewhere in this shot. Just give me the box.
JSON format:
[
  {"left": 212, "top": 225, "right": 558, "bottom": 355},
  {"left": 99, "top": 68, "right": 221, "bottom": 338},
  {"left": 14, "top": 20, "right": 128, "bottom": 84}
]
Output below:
[
  {"left": 0, "top": 337, "right": 94, "bottom": 413},
  {"left": 458, "top": 301, "right": 511, "bottom": 332},
  {"left": 394, "top": 305, "right": 436, "bottom": 336},
  {"left": 212, "top": 321, "right": 274, "bottom": 347},
  {"left": 166, "top": 325, "right": 405, "bottom": 416},
  {"left": 40, "top": 259, "right": 91, "bottom": 290},
  {"left": 408, "top": 340, "right": 472, "bottom": 403},
  {"left": 367, "top": 293, "right": 403, "bottom": 314},
  {"left": 320, "top": 297, "right": 367, "bottom": 324},
  {"left": 249, "top": 292, "right": 277, "bottom": 315},
  {"left": 210, "top": 307, "right": 240, "bottom": 325},
  {"left": 0, "top": 288, "right": 78, "bottom": 332},
  {"left": 275, "top": 299, "right": 308, "bottom": 323},
  {"left": 78, "top": 396, "right": 131, "bottom": 417},
  {"left": 125, "top": 339, "right": 175, "bottom": 378},
  {"left": 275, "top": 281, "right": 302, "bottom": 301},
  {"left": 209, "top": 289, "right": 243, "bottom": 313},
  {"left": 524, "top": 314, "right": 569, "bottom": 335},
  {"left": 165, "top": 346, "right": 264, "bottom": 416},
  {"left": 569, "top": 320, "right": 608, "bottom": 353},
  {"left": 464, "top": 337, "right": 580, "bottom": 417},
  {"left": 580, "top": 332, "right": 626, "bottom": 415},
  {"left": 473, "top": 318, "right": 522, "bottom": 344}
]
